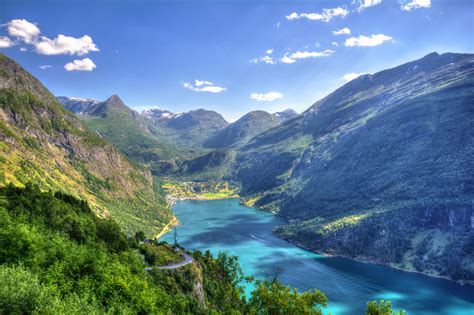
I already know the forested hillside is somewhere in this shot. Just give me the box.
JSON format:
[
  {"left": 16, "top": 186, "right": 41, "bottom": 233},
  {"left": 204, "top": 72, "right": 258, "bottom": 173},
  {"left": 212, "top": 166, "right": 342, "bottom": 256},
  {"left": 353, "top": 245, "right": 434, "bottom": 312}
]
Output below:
[
  {"left": 0, "top": 184, "right": 344, "bottom": 314},
  {"left": 234, "top": 52, "right": 474, "bottom": 283},
  {"left": 0, "top": 53, "right": 173, "bottom": 236}
]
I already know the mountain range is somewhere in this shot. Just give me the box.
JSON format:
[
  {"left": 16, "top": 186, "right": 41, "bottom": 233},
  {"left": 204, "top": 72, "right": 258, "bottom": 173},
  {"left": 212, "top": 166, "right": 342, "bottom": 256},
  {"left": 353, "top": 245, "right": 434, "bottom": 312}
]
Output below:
[{"left": 4, "top": 51, "right": 473, "bottom": 284}]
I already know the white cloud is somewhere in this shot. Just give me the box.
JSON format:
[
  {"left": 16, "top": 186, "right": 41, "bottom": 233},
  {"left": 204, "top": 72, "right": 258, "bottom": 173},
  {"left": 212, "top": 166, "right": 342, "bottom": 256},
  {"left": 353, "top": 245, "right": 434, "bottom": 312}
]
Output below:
[
  {"left": 281, "top": 55, "right": 296, "bottom": 64},
  {"left": 194, "top": 79, "right": 213, "bottom": 87},
  {"left": 20, "top": 47, "right": 27, "bottom": 51},
  {"left": 358, "top": 0, "right": 382, "bottom": 11},
  {"left": 281, "top": 49, "right": 334, "bottom": 64},
  {"left": 250, "top": 92, "right": 283, "bottom": 102},
  {"left": 0, "top": 36, "right": 14, "bottom": 48},
  {"left": 251, "top": 55, "right": 275, "bottom": 64},
  {"left": 344, "top": 34, "right": 393, "bottom": 47},
  {"left": 183, "top": 80, "right": 227, "bottom": 93},
  {"left": 342, "top": 72, "right": 369, "bottom": 81},
  {"left": 6, "top": 19, "right": 40, "bottom": 43},
  {"left": 39, "top": 65, "right": 52, "bottom": 70},
  {"left": 286, "top": 7, "right": 349, "bottom": 22},
  {"left": 333, "top": 27, "right": 351, "bottom": 35},
  {"left": 332, "top": 41, "right": 339, "bottom": 46},
  {"left": 401, "top": 0, "right": 431, "bottom": 11},
  {"left": 250, "top": 49, "right": 276, "bottom": 64},
  {"left": 64, "top": 58, "right": 96, "bottom": 71},
  {"left": 36, "top": 34, "right": 99, "bottom": 55},
  {"left": 3, "top": 18, "right": 99, "bottom": 57},
  {"left": 290, "top": 50, "right": 334, "bottom": 59}
]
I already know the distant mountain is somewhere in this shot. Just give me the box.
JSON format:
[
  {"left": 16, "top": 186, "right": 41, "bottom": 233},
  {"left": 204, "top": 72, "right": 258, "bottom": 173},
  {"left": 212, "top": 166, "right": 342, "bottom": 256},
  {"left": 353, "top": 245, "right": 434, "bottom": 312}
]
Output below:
[
  {"left": 273, "top": 109, "right": 298, "bottom": 121},
  {"left": 0, "top": 53, "right": 173, "bottom": 236},
  {"left": 142, "top": 108, "right": 175, "bottom": 122},
  {"left": 205, "top": 110, "right": 280, "bottom": 148},
  {"left": 56, "top": 96, "right": 99, "bottom": 114},
  {"left": 85, "top": 94, "right": 139, "bottom": 118},
  {"left": 57, "top": 94, "right": 196, "bottom": 164},
  {"left": 233, "top": 52, "right": 474, "bottom": 283},
  {"left": 149, "top": 108, "right": 229, "bottom": 148}
]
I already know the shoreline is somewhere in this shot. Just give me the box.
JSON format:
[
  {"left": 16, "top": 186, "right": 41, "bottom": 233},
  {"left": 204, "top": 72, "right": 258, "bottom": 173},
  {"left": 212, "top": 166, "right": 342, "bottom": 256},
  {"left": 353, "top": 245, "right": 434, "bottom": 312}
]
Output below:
[
  {"left": 166, "top": 194, "right": 239, "bottom": 207},
  {"left": 164, "top": 195, "right": 473, "bottom": 287},
  {"left": 280, "top": 237, "right": 474, "bottom": 287},
  {"left": 154, "top": 216, "right": 179, "bottom": 240}
]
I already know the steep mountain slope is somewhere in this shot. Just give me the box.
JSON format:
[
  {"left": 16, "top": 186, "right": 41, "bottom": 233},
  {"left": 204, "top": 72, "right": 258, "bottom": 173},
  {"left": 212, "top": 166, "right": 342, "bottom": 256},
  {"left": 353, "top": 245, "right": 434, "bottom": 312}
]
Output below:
[
  {"left": 0, "top": 53, "right": 173, "bottom": 236},
  {"left": 235, "top": 52, "right": 474, "bottom": 283},
  {"left": 273, "top": 108, "right": 298, "bottom": 121},
  {"left": 204, "top": 110, "right": 280, "bottom": 148},
  {"left": 56, "top": 96, "right": 99, "bottom": 113},
  {"left": 157, "top": 109, "right": 229, "bottom": 147},
  {"left": 142, "top": 108, "right": 175, "bottom": 122},
  {"left": 57, "top": 95, "right": 197, "bottom": 164}
]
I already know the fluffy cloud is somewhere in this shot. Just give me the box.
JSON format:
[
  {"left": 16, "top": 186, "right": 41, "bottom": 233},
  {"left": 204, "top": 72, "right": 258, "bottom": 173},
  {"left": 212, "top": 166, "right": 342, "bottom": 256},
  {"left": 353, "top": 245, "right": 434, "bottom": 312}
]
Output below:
[
  {"left": 183, "top": 80, "right": 227, "bottom": 93},
  {"left": 286, "top": 7, "right": 349, "bottom": 22},
  {"left": 250, "top": 49, "right": 276, "bottom": 64},
  {"left": 342, "top": 72, "right": 369, "bottom": 81},
  {"left": 281, "top": 49, "right": 334, "bottom": 64},
  {"left": 39, "top": 65, "right": 52, "bottom": 70},
  {"left": 281, "top": 55, "right": 296, "bottom": 64},
  {"left": 64, "top": 58, "right": 96, "bottom": 71},
  {"left": 0, "top": 36, "right": 14, "bottom": 48},
  {"left": 6, "top": 19, "right": 40, "bottom": 43},
  {"left": 194, "top": 80, "right": 213, "bottom": 87},
  {"left": 250, "top": 92, "right": 283, "bottom": 102},
  {"left": 36, "top": 35, "right": 99, "bottom": 55},
  {"left": 358, "top": 0, "right": 382, "bottom": 11},
  {"left": 333, "top": 27, "right": 351, "bottom": 35},
  {"left": 3, "top": 19, "right": 99, "bottom": 58},
  {"left": 251, "top": 55, "right": 275, "bottom": 64},
  {"left": 401, "top": 0, "right": 431, "bottom": 11},
  {"left": 344, "top": 34, "right": 393, "bottom": 47}
]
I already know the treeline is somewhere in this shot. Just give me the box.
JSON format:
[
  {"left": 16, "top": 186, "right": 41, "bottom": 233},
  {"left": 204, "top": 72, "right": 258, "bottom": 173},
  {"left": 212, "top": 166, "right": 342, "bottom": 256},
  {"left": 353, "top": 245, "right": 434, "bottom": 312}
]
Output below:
[{"left": 0, "top": 184, "right": 404, "bottom": 314}]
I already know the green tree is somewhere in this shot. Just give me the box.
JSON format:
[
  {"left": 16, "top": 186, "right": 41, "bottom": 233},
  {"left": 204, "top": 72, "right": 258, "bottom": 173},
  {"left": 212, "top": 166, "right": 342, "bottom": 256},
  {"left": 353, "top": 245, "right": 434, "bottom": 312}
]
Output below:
[
  {"left": 366, "top": 300, "right": 407, "bottom": 315},
  {"left": 135, "top": 230, "right": 146, "bottom": 242},
  {"left": 249, "top": 279, "right": 328, "bottom": 314}
]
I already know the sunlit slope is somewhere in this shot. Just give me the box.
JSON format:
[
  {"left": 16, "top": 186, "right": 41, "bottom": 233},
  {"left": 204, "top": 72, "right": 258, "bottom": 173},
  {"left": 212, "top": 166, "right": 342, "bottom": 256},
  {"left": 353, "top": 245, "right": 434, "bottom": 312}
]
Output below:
[{"left": 0, "top": 53, "right": 173, "bottom": 236}]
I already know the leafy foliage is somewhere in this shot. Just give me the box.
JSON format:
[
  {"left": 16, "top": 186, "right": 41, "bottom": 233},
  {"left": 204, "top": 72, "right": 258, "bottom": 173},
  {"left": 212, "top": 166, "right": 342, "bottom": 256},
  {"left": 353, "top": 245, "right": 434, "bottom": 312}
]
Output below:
[
  {"left": 0, "top": 53, "right": 174, "bottom": 237},
  {"left": 366, "top": 300, "right": 407, "bottom": 315},
  {"left": 249, "top": 279, "right": 327, "bottom": 315},
  {"left": 0, "top": 185, "right": 358, "bottom": 314}
]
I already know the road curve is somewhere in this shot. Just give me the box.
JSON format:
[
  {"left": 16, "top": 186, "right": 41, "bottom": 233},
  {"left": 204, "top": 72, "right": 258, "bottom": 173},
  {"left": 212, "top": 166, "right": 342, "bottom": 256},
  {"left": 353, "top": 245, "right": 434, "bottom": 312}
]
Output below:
[{"left": 145, "top": 253, "right": 193, "bottom": 271}]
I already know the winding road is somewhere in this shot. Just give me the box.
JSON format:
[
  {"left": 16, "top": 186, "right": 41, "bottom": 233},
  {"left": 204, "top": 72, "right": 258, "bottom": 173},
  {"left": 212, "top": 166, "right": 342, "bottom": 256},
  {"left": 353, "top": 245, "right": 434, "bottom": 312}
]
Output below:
[{"left": 145, "top": 253, "right": 193, "bottom": 271}]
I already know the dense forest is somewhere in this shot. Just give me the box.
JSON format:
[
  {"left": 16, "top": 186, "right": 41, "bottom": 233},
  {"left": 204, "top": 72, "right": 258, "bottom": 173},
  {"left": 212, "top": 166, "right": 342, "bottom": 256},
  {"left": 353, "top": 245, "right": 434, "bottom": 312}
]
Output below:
[{"left": 0, "top": 184, "right": 405, "bottom": 314}]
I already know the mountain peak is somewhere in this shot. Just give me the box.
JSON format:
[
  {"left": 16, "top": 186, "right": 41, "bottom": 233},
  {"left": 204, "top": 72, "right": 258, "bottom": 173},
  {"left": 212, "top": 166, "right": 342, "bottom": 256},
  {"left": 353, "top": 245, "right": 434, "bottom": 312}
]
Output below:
[
  {"left": 105, "top": 94, "right": 126, "bottom": 106},
  {"left": 142, "top": 108, "right": 175, "bottom": 121},
  {"left": 273, "top": 108, "right": 298, "bottom": 121}
]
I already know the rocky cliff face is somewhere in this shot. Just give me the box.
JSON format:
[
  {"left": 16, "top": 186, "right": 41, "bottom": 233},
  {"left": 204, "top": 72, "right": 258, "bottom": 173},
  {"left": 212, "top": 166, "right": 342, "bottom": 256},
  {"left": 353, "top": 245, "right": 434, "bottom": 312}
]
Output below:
[{"left": 0, "top": 53, "right": 173, "bottom": 236}]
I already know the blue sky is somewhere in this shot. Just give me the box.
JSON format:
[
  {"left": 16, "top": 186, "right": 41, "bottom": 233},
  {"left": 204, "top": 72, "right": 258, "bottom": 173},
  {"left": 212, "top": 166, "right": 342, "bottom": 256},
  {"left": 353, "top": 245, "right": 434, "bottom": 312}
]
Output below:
[{"left": 1, "top": 0, "right": 473, "bottom": 121}]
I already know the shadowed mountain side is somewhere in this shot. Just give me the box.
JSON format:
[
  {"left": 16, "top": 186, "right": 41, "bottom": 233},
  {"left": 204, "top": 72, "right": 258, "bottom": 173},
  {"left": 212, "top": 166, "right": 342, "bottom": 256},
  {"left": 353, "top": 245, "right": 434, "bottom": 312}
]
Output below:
[
  {"left": 204, "top": 110, "right": 281, "bottom": 148},
  {"left": 231, "top": 52, "right": 474, "bottom": 283}
]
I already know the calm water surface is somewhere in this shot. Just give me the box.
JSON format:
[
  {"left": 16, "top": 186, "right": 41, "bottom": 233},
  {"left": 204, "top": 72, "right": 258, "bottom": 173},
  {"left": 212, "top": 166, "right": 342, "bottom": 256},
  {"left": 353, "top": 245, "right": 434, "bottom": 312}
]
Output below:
[{"left": 161, "top": 199, "right": 474, "bottom": 314}]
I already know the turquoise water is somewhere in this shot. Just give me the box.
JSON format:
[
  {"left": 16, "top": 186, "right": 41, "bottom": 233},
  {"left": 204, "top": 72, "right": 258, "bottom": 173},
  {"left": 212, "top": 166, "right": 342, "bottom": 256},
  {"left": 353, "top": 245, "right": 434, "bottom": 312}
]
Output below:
[{"left": 161, "top": 199, "right": 474, "bottom": 314}]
